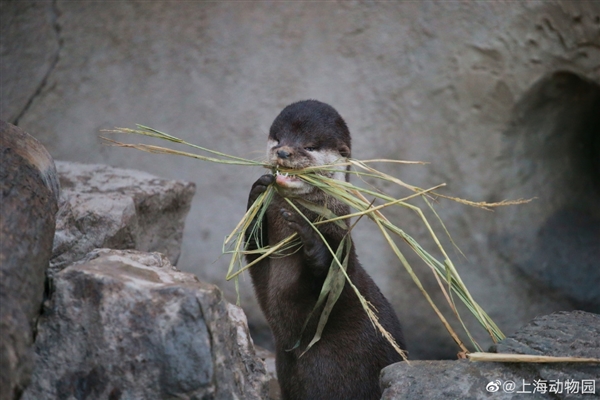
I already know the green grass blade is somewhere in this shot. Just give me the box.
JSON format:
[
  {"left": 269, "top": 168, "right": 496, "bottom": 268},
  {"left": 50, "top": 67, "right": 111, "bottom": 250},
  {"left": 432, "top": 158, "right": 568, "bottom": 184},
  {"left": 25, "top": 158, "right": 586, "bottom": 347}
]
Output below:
[{"left": 300, "top": 237, "right": 351, "bottom": 357}]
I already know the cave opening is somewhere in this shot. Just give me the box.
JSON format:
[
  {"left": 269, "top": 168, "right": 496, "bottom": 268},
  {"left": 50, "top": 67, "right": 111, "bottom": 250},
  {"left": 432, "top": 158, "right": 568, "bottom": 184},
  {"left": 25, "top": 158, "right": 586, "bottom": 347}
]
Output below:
[{"left": 499, "top": 70, "right": 600, "bottom": 311}]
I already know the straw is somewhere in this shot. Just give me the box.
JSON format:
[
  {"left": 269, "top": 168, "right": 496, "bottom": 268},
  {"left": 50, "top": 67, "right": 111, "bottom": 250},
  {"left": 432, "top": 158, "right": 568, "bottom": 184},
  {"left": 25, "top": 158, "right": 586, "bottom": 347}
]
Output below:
[{"left": 104, "top": 125, "right": 534, "bottom": 358}]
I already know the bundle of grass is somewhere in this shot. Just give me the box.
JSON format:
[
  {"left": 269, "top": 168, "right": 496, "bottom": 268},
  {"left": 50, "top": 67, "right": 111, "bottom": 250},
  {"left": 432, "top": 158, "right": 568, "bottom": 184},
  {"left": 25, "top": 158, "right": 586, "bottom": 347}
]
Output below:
[{"left": 104, "top": 125, "right": 528, "bottom": 360}]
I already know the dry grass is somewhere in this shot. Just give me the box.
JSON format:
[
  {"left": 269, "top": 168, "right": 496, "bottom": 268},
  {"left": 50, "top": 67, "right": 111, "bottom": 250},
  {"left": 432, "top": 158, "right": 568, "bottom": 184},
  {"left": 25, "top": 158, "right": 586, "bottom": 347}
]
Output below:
[{"left": 104, "top": 125, "right": 534, "bottom": 361}]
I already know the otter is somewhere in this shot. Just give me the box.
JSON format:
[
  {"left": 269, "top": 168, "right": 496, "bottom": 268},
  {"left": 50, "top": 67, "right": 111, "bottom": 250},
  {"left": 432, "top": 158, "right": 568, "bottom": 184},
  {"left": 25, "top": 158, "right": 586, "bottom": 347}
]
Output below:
[{"left": 245, "top": 100, "right": 406, "bottom": 400}]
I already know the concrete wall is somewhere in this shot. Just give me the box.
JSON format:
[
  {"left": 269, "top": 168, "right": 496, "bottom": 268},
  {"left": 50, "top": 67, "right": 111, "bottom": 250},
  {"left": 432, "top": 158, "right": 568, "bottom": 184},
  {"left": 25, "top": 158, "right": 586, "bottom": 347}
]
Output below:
[{"left": 2, "top": 0, "right": 599, "bottom": 359}]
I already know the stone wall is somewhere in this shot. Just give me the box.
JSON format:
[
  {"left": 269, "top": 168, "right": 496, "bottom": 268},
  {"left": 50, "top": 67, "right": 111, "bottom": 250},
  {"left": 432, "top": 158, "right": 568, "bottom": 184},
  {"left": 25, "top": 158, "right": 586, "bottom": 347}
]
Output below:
[{"left": 2, "top": 0, "right": 599, "bottom": 359}]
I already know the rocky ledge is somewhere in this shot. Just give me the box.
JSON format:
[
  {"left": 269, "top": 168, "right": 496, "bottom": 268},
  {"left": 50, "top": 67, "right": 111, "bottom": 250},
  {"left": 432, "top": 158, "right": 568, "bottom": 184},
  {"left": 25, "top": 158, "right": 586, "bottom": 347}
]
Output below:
[{"left": 381, "top": 311, "right": 600, "bottom": 399}]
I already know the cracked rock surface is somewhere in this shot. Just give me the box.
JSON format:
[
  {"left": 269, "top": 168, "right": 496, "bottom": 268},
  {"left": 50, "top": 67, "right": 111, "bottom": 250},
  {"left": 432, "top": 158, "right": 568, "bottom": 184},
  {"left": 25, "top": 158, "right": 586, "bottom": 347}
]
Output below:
[
  {"left": 0, "top": 1, "right": 61, "bottom": 124},
  {"left": 50, "top": 161, "right": 196, "bottom": 276}
]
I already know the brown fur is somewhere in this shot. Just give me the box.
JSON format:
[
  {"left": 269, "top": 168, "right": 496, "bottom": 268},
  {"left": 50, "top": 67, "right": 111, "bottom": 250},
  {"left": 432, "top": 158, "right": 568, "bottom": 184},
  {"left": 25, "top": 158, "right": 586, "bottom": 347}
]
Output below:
[{"left": 246, "top": 100, "right": 406, "bottom": 400}]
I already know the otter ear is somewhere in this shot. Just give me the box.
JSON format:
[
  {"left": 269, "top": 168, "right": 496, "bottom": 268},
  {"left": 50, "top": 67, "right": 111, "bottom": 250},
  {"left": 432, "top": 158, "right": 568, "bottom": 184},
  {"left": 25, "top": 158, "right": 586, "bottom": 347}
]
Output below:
[{"left": 339, "top": 144, "right": 351, "bottom": 158}]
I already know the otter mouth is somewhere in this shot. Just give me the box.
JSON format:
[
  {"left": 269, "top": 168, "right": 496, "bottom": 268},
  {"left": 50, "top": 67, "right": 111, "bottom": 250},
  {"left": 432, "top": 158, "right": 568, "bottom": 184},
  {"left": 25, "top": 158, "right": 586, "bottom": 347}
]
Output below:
[{"left": 274, "top": 169, "right": 303, "bottom": 188}]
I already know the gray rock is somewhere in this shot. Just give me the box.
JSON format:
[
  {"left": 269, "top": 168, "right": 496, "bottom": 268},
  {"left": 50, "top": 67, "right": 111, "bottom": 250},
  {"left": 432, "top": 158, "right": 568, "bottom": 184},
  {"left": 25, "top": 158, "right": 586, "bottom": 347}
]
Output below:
[
  {"left": 255, "top": 347, "right": 281, "bottom": 400},
  {"left": 0, "top": 121, "right": 58, "bottom": 400},
  {"left": 381, "top": 360, "right": 550, "bottom": 400},
  {"left": 51, "top": 161, "right": 196, "bottom": 275},
  {"left": 493, "top": 311, "right": 600, "bottom": 360},
  {"left": 23, "top": 249, "right": 269, "bottom": 400},
  {"left": 381, "top": 311, "right": 600, "bottom": 399}
]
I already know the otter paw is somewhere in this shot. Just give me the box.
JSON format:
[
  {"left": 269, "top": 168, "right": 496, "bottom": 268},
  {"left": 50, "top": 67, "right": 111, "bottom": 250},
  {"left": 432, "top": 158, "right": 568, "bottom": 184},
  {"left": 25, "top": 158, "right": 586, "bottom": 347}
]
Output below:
[
  {"left": 281, "top": 208, "right": 313, "bottom": 234},
  {"left": 248, "top": 174, "right": 275, "bottom": 209},
  {"left": 280, "top": 209, "right": 318, "bottom": 241},
  {"left": 280, "top": 208, "right": 301, "bottom": 225},
  {"left": 280, "top": 209, "right": 331, "bottom": 274}
]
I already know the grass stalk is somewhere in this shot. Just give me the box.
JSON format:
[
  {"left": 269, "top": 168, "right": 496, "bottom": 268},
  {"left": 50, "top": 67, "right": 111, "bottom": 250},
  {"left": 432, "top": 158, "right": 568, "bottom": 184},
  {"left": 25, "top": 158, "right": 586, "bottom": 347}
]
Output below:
[{"left": 105, "top": 126, "right": 533, "bottom": 357}]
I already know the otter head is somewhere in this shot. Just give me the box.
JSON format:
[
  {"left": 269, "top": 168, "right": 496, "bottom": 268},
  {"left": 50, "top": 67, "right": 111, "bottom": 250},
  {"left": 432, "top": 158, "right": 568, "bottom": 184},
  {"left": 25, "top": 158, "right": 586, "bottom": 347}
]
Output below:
[{"left": 267, "top": 100, "right": 351, "bottom": 197}]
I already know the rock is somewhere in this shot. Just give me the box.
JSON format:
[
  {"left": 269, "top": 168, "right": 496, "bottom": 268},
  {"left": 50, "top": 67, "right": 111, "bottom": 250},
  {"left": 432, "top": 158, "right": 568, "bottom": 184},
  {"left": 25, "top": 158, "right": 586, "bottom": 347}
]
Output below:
[
  {"left": 493, "top": 311, "right": 600, "bottom": 360},
  {"left": 381, "top": 311, "right": 600, "bottom": 399},
  {"left": 0, "top": 1, "right": 59, "bottom": 124},
  {"left": 0, "top": 121, "right": 59, "bottom": 400},
  {"left": 381, "top": 360, "right": 549, "bottom": 400},
  {"left": 23, "top": 249, "right": 269, "bottom": 400},
  {"left": 255, "top": 347, "right": 281, "bottom": 400},
  {"left": 51, "top": 161, "right": 196, "bottom": 276}
]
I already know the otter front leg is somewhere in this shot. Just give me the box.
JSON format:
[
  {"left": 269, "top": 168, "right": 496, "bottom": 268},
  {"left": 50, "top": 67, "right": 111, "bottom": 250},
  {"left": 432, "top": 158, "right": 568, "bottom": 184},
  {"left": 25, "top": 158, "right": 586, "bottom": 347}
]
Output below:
[{"left": 280, "top": 209, "right": 341, "bottom": 277}]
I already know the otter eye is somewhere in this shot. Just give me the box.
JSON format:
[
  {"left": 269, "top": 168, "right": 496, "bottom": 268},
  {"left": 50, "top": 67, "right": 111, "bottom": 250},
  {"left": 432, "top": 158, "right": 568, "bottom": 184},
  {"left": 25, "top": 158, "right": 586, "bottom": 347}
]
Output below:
[{"left": 304, "top": 146, "right": 317, "bottom": 152}]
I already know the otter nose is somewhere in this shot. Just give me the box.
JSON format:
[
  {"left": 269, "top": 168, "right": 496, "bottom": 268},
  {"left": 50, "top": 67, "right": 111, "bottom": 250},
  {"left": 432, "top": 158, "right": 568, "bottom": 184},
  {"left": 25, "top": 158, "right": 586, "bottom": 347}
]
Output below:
[{"left": 277, "top": 149, "right": 291, "bottom": 159}]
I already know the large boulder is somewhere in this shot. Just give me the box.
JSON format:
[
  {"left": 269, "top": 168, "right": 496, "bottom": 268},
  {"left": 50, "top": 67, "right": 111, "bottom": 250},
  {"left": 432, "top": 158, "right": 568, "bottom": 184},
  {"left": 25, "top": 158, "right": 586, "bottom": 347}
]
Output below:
[
  {"left": 381, "top": 311, "right": 600, "bottom": 399},
  {"left": 0, "top": 121, "right": 59, "bottom": 400},
  {"left": 51, "top": 161, "right": 196, "bottom": 275},
  {"left": 23, "top": 249, "right": 269, "bottom": 400}
]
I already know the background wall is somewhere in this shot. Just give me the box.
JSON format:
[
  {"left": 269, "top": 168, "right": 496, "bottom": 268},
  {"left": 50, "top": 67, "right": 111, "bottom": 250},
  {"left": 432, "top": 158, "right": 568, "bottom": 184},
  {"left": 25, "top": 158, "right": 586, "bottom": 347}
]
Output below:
[{"left": 2, "top": 0, "right": 599, "bottom": 359}]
